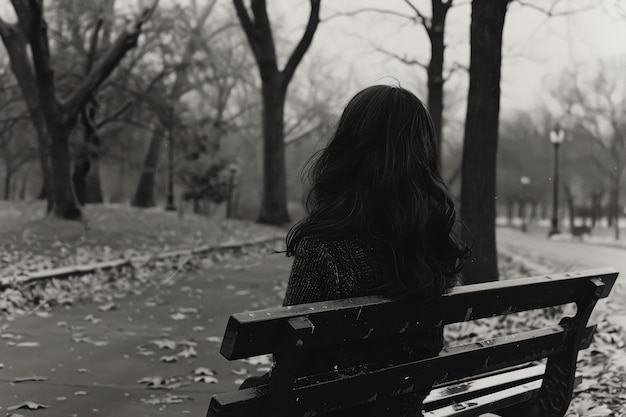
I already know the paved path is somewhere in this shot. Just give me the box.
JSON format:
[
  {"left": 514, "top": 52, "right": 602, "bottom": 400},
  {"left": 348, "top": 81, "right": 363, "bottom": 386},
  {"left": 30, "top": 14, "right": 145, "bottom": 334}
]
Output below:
[
  {"left": 1, "top": 230, "right": 624, "bottom": 416},
  {"left": 498, "top": 226, "right": 626, "bottom": 312},
  {"left": 0, "top": 253, "right": 294, "bottom": 417},
  {"left": 498, "top": 227, "right": 626, "bottom": 273}
]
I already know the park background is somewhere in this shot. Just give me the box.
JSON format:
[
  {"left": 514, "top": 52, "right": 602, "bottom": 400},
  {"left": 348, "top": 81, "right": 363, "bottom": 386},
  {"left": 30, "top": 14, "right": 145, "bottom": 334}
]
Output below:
[{"left": 1, "top": 0, "right": 626, "bottom": 416}]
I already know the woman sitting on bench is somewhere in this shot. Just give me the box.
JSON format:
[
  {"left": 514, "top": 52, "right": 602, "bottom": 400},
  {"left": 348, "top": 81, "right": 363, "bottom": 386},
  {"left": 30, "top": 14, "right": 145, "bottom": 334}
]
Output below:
[{"left": 243, "top": 84, "right": 470, "bottom": 417}]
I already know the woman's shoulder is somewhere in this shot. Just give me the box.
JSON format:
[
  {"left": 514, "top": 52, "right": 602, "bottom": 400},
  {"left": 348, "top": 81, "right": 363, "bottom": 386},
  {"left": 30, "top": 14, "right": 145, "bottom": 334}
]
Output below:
[{"left": 297, "top": 235, "right": 369, "bottom": 256}]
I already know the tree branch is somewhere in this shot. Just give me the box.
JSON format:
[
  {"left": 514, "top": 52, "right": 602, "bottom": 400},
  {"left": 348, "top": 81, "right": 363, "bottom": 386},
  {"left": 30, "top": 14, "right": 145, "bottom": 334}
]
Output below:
[
  {"left": 513, "top": 0, "right": 602, "bottom": 17},
  {"left": 281, "top": 0, "right": 321, "bottom": 89},
  {"left": 59, "top": 0, "right": 159, "bottom": 124},
  {"left": 232, "top": 0, "right": 261, "bottom": 62},
  {"left": 25, "top": 0, "right": 60, "bottom": 123},
  {"left": 443, "top": 61, "right": 469, "bottom": 81},
  {"left": 85, "top": 15, "right": 105, "bottom": 73},
  {"left": 371, "top": 42, "right": 428, "bottom": 70},
  {"left": 322, "top": 8, "right": 415, "bottom": 22},
  {"left": 96, "top": 100, "right": 134, "bottom": 128},
  {"left": 403, "top": 0, "right": 431, "bottom": 27}
]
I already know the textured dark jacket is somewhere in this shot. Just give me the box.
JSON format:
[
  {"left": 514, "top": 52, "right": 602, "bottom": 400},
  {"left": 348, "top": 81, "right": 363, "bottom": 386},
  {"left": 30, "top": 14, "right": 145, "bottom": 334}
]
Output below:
[{"left": 281, "top": 236, "right": 444, "bottom": 417}]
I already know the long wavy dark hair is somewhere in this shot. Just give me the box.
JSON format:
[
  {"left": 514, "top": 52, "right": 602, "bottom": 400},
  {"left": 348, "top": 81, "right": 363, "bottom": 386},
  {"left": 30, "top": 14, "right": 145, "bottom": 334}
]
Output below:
[{"left": 286, "top": 85, "right": 470, "bottom": 295}]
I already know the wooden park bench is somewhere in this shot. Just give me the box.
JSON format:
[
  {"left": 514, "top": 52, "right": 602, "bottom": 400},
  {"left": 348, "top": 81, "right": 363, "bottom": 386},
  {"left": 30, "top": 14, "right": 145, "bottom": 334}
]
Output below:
[{"left": 207, "top": 267, "right": 618, "bottom": 417}]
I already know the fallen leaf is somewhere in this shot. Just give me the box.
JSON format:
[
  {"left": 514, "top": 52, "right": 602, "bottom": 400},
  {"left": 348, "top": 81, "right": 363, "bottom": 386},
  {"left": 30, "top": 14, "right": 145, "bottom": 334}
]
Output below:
[
  {"left": 194, "top": 375, "right": 218, "bottom": 383},
  {"left": 74, "top": 391, "right": 87, "bottom": 396},
  {"left": 192, "top": 326, "right": 205, "bottom": 332},
  {"left": 241, "top": 355, "right": 272, "bottom": 366},
  {"left": 12, "top": 375, "right": 48, "bottom": 383},
  {"left": 15, "top": 341, "right": 40, "bottom": 347},
  {"left": 207, "top": 336, "right": 222, "bottom": 343},
  {"left": 170, "top": 312, "right": 187, "bottom": 321},
  {"left": 193, "top": 367, "right": 216, "bottom": 376},
  {"left": 141, "top": 393, "right": 192, "bottom": 405},
  {"left": 151, "top": 339, "right": 177, "bottom": 350},
  {"left": 177, "top": 347, "right": 197, "bottom": 358},
  {"left": 160, "top": 355, "right": 179, "bottom": 363},
  {"left": 98, "top": 302, "right": 118, "bottom": 312},
  {"left": 7, "top": 401, "right": 49, "bottom": 411},
  {"left": 72, "top": 335, "right": 109, "bottom": 346},
  {"left": 231, "top": 368, "right": 248, "bottom": 376},
  {"left": 138, "top": 376, "right": 165, "bottom": 388}
]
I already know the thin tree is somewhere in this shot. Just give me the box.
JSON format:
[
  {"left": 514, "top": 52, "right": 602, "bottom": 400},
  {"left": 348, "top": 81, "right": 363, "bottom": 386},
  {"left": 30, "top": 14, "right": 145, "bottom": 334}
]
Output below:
[
  {"left": 132, "top": 1, "right": 222, "bottom": 208},
  {"left": 460, "top": 0, "right": 511, "bottom": 284},
  {"left": 371, "top": 0, "right": 460, "bottom": 168},
  {"left": 0, "top": 0, "right": 158, "bottom": 219},
  {"left": 233, "top": 0, "right": 321, "bottom": 225}
]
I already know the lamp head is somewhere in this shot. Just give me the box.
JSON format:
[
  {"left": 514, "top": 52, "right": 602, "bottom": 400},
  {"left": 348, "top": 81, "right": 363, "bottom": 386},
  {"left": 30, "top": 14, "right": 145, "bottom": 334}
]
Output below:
[{"left": 549, "top": 124, "right": 565, "bottom": 144}]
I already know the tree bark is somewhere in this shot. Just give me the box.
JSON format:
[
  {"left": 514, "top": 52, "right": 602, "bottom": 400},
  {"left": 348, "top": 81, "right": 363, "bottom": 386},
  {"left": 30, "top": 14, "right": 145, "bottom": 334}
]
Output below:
[
  {"left": 233, "top": 0, "right": 321, "bottom": 225},
  {"left": 562, "top": 182, "right": 575, "bottom": 229},
  {"left": 73, "top": 104, "right": 104, "bottom": 204},
  {"left": 609, "top": 175, "right": 620, "bottom": 240},
  {"left": 428, "top": 0, "right": 450, "bottom": 168},
  {"left": 3, "top": 166, "right": 11, "bottom": 200},
  {"left": 258, "top": 77, "right": 289, "bottom": 223},
  {"left": 0, "top": 21, "right": 55, "bottom": 211},
  {"left": 133, "top": 130, "right": 165, "bottom": 207},
  {"left": 0, "top": 0, "right": 157, "bottom": 220},
  {"left": 460, "top": 0, "right": 509, "bottom": 284}
]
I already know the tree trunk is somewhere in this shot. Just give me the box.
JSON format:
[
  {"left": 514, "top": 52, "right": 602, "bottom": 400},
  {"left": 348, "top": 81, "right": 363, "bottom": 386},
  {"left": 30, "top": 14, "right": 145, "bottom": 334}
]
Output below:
[
  {"left": 460, "top": 0, "right": 509, "bottom": 284},
  {"left": 562, "top": 183, "right": 575, "bottom": 229},
  {"left": 530, "top": 200, "right": 537, "bottom": 221},
  {"left": 429, "top": 1, "right": 446, "bottom": 168},
  {"left": 609, "top": 176, "right": 620, "bottom": 240},
  {"left": 258, "top": 78, "right": 290, "bottom": 224},
  {"left": 3, "top": 166, "right": 12, "bottom": 200},
  {"left": 73, "top": 106, "right": 104, "bottom": 204},
  {"left": 506, "top": 197, "right": 514, "bottom": 226},
  {"left": 49, "top": 128, "right": 82, "bottom": 220},
  {"left": 19, "top": 174, "right": 27, "bottom": 200},
  {"left": 133, "top": 129, "right": 165, "bottom": 208}
]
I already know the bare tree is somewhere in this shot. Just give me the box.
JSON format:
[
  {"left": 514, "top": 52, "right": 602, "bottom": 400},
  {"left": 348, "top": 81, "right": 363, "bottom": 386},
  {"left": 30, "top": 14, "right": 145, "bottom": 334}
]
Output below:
[
  {"left": 555, "top": 59, "right": 626, "bottom": 240},
  {"left": 233, "top": 0, "right": 321, "bottom": 225},
  {"left": 132, "top": 0, "right": 227, "bottom": 208},
  {"left": 460, "top": 0, "right": 511, "bottom": 284},
  {"left": 0, "top": 0, "right": 158, "bottom": 219}
]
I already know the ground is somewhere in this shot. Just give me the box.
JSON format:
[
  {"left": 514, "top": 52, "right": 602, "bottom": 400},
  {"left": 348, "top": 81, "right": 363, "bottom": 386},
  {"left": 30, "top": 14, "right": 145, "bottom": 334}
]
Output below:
[{"left": 1, "top": 203, "right": 625, "bottom": 416}]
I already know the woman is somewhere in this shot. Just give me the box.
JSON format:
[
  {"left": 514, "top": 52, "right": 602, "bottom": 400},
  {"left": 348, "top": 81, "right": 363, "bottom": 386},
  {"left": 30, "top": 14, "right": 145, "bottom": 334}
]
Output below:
[{"left": 246, "top": 85, "right": 470, "bottom": 416}]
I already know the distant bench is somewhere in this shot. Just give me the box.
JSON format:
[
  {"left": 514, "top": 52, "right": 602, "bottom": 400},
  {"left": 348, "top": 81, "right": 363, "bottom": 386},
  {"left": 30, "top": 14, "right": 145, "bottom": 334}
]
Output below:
[{"left": 207, "top": 267, "right": 618, "bottom": 417}]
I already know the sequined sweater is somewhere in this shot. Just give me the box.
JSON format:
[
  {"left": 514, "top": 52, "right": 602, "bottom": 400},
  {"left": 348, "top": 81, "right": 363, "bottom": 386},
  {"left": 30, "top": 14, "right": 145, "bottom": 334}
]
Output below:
[{"left": 281, "top": 236, "right": 444, "bottom": 417}]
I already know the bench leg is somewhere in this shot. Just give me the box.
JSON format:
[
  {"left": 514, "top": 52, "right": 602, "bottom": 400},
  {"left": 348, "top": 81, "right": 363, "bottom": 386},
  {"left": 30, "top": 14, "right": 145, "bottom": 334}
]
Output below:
[{"left": 498, "top": 278, "right": 604, "bottom": 417}]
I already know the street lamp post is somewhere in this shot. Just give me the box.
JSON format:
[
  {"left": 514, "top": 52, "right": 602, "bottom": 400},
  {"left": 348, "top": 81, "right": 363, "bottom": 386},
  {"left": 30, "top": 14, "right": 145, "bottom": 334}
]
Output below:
[
  {"left": 165, "top": 105, "right": 176, "bottom": 212},
  {"left": 548, "top": 124, "right": 565, "bottom": 237},
  {"left": 520, "top": 176, "right": 531, "bottom": 232},
  {"left": 226, "top": 163, "right": 238, "bottom": 219}
]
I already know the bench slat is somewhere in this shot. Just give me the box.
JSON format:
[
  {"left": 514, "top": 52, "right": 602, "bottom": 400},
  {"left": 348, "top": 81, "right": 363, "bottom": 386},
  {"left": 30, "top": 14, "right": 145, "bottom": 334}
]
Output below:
[
  {"left": 424, "top": 363, "right": 545, "bottom": 408},
  {"left": 221, "top": 268, "right": 616, "bottom": 360},
  {"left": 208, "top": 324, "right": 594, "bottom": 417},
  {"left": 425, "top": 379, "right": 542, "bottom": 417}
]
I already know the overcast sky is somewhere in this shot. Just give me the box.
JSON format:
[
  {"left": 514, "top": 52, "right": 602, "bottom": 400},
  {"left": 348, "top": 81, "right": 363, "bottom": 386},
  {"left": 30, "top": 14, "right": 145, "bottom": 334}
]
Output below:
[
  {"left": 2, "top": 0, "right": 625, "bottom": 116},
  {"left": 270, "top": 0, "right": 626, "bottom": 116}
]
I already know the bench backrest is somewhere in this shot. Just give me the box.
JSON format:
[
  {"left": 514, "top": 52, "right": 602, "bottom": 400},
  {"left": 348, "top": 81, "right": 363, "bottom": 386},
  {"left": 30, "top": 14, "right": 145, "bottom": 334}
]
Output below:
[{"left": 209, "top": 267, "right": 618, "bottom": 417}]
